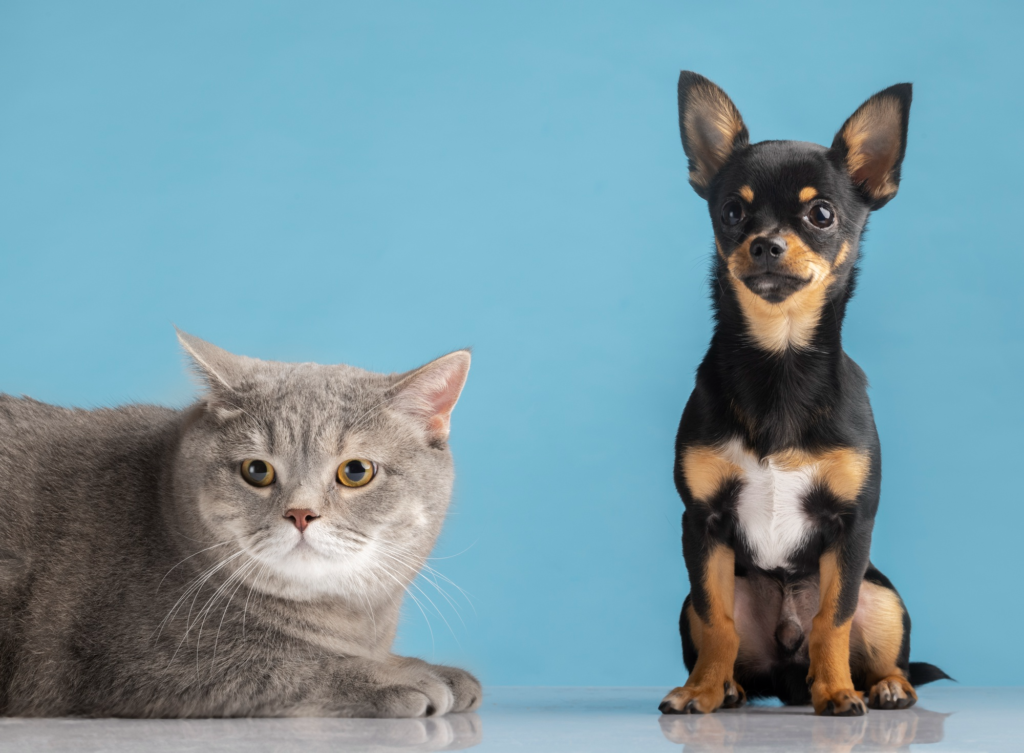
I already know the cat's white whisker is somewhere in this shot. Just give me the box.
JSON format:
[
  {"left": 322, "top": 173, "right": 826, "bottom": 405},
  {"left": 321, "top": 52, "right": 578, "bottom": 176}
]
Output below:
[
  {"left": 368, "top": 536, "right": 476, "bottom": 616},
  {"left": 157, "top": 535, "right": 254, "bottom": 592},
  {"left": 372, "top": 560, "right": 435, "bottom": 651},
  {"left": 371, "top": 543, "right": 466, "bottom": 624},
  {"left": 4, "top": 334, "right": 481, "bottom": 716},
  {"left": 164, "top": 549, "right": 250, "bottom": 666},
  {"left": 352, "top": 579, "right": 379, "bottom": 642},
  {"left": 211, "top": 557, "right": 264, "bottom": 673},
  {"left": 372, "top": 554, "right": 460, "bottom": 644},
  {"left": 155, "top": 550, "right": 242, "bottom": 642}
]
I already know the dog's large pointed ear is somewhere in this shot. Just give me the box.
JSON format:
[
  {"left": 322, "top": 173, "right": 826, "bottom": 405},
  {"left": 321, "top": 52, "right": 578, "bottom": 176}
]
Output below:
[
  {"left": 830, "top": 84, "right": 912, "bottom": 210},
  {"left": 677, "top": 72, "right": 749, "bottom": 199}
]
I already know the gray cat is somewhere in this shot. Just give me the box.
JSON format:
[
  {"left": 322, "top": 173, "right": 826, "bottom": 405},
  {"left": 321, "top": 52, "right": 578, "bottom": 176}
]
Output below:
[{"left": 0, "top": 330, "right": 481, "bottom": 718}]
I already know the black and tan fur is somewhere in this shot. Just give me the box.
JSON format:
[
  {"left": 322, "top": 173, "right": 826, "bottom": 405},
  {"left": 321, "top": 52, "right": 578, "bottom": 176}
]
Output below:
[{"left": 659, "top": 72, "right": 949, "bottom": 716}]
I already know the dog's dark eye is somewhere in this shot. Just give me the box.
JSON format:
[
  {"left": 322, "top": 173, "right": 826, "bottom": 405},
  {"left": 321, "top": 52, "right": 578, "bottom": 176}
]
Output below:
[
  {"left": 241, "top": 459, "right": 275, "bottom": 487},
  {"left": 807, "top": 203, "right": 835, "bottom": 228},
  {"left": 721, "top": 200, "right": 744, "bottom": 227}
]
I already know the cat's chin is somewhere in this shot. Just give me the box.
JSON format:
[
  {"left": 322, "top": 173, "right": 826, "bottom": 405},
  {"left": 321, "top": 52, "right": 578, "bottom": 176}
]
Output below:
[
  {"left": 246, "top": 534, "right": 391, "bottom": 602},
  {"left": 290, "top": 538, "right": 318, "bottom": 554}
]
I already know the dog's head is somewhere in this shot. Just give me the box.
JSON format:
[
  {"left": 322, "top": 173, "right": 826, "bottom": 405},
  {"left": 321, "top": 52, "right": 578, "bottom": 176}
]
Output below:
[{"left": 678, "top": 72, "right": 911, "bottom": 351}]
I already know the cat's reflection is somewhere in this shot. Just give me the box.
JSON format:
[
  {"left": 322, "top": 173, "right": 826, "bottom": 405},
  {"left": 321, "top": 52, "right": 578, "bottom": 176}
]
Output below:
[
  {"left": 659, "top": 706, "right": 949, "bottom": 752},
  {"left": 0, "top": 713, "right": 482, "bottom": 753},
  {"left": 275, "top": 713, "right": 484, "bottom": 751}
]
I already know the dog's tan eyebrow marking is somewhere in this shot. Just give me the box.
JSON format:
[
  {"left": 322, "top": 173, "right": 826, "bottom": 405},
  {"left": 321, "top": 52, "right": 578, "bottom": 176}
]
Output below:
[
  {"left": 799, "top": 186, "right": 818, "bottom": 202},
  {"left": 738, "top": 185, "right": 755, "bottom": 203}
]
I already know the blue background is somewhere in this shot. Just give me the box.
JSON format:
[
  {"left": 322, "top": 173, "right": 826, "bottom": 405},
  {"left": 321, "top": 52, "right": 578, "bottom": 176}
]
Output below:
[{"left": 2, "top": 1, "right": 1021, "bottom": 687}]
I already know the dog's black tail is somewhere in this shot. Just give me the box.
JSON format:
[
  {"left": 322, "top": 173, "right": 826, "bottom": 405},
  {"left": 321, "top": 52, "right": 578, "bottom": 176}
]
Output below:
[{"left": 909, "top": 662, "right": 953, "bottom": 687}]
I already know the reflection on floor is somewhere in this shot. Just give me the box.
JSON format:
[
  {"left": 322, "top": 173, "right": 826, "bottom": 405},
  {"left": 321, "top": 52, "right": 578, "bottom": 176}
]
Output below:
[
  {"left": 0, "top": 686, "right": 1019, "bottom": 752},
  {"left": 659, "top": 702, "right": 950, "bottom": 751}
]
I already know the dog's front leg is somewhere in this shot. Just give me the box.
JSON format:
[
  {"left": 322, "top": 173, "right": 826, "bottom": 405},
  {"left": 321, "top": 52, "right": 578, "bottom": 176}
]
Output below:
[
  {"left": 808, "top": 547, "right": 868, "bottom": 716},
  {"left": 660, "top": 533, "right": 744, "bottom": 714}
]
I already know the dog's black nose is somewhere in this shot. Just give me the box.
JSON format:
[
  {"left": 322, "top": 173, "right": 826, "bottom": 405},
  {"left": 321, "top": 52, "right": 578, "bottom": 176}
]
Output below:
[{"left": 750, "top": 236, "right": 787, "bottom": 261}]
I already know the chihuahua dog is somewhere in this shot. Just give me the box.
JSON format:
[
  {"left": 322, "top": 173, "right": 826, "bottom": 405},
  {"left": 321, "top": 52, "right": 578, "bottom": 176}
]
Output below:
[{"left": 659, "top": 72, "right": 948, "bottom": 716}]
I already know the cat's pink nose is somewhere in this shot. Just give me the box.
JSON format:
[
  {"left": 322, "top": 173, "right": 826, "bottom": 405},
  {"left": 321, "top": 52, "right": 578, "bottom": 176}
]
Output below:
[{"left": 284, "top": 509, "right": 320, "bottom": 533}]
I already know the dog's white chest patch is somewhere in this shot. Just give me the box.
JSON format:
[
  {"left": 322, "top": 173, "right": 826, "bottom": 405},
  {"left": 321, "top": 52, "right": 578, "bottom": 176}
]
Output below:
[{"left": 722, "top": 439, "right": 816, "bottom": 571}]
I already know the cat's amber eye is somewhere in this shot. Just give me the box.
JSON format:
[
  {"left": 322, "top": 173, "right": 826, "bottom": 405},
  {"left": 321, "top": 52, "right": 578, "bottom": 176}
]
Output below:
[
  {"left": 241, "top": 459, "right": 275, "bottom": 487},
  {"left": 338, "top": 459, "right": 376, "bottom": 488}
]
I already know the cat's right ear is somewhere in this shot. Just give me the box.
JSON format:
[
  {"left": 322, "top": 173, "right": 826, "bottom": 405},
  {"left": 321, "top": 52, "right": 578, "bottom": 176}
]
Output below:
[
  {"left": 391, "top": 350, "right": 471, "bottom": 443},
  {"left": 175, "top": 327, "right": 251, "bottom": 402}
]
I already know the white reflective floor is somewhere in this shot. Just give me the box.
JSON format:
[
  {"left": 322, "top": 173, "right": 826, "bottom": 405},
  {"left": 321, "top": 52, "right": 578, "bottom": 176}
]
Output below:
[{"left": 0, "top": 686, "right": 1019, "bottom": 752}]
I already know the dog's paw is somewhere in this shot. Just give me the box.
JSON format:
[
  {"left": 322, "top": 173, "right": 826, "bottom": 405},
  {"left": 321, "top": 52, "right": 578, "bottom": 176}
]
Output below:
[
  {"left": 721, "top": 679, "right": 747, "bottom": 709},
  {"left": 659, "top": 678, "right": 744, "bottom": 714},
  {"left": 867, "top": 675, "right": 917, "bottom": 710},
  {"left": 811, "top": 682, "right": 866, "bottom": 716}
]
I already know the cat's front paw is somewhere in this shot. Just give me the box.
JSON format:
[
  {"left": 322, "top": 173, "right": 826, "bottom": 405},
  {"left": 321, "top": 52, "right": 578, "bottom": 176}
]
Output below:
[
  {"left": 425, "top": 663, "right": 483, "bottom": 712},
  {"left": 363, "top": 685, "right": 440, "bottom": 718},
  {"left": 389, "top": 657, "right": 481, "bottom": 715},
  {"left": 381, "top": 662, "right": 455, "bottom": 717}
]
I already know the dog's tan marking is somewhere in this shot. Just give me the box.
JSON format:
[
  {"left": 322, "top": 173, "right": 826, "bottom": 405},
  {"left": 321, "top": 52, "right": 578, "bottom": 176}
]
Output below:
[
  {"left": 799, "top": 186, "right": 818, "bottom": 202},
  {"left": 725, "top": 234, "right": 830, "bottom": 352},
  {"left": 683, "top": 442, "right": 868, "bottom": 504},
  {"left": 661, "top": 545, "right": 743, "bottom": 713},
  {"left": 808, "top": 551, "right": 865, "bottom": 715},
  {"left": 852, "top": 581, "right": 909, "bottom": 685},
  {"left": 817, "top": 448, "right": 870, "bottom": 501},
  {"left": 681, "top": 446, "right": 743, "bottom": 503},
  {"left": 683, "top": 82, "right": 747, "bottom": 191},
  {"left": 867, "top": 674, "right": 917, "bottom": 710},
  {"left": 685, "top": 599, "right": 703, "bottom": 653},
  {"left": 839, "top": 95, "right": 903, "bottom": 203},
  {"left": 833, "top": 241, "right": 852, "bottom": 268},
  {"left": 774, "top": 446, "right": 870, "bottom": 502},
  {"left": 853, "top": 580, "right": 919, "bottom": 709},
  {"left": 721, "top": 233, "right": 856, "bottom": 353},
  {"left": 738, "top": 185, "right": 755, "bottom": 203}
]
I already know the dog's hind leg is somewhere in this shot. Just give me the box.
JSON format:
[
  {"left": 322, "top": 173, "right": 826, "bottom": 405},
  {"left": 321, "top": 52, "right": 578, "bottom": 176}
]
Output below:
[{"left": 851, "top": 565, "right": 920, "bottom": 710}]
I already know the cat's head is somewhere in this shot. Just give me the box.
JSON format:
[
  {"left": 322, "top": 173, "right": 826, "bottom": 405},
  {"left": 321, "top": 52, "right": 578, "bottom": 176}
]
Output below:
[{"left": 171, "top": 329, "right": 471, "bottom": 603}]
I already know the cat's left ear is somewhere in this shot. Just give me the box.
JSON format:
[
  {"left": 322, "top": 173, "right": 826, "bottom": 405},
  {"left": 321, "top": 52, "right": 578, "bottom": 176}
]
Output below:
[
  {"left": 175, "top": 327, "right": 252, "bottom": 396},
  {"left": 829, "top": 83, "right": 912, "bottom": 210},
  {"left": 392, "top": 350, "right": 471, "bottom": 442}
]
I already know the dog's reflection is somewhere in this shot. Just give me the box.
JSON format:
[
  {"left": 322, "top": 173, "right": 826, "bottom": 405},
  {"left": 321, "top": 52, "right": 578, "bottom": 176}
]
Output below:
[{"left": 659, "top": 706, "right": 949, "bottom": 752}]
